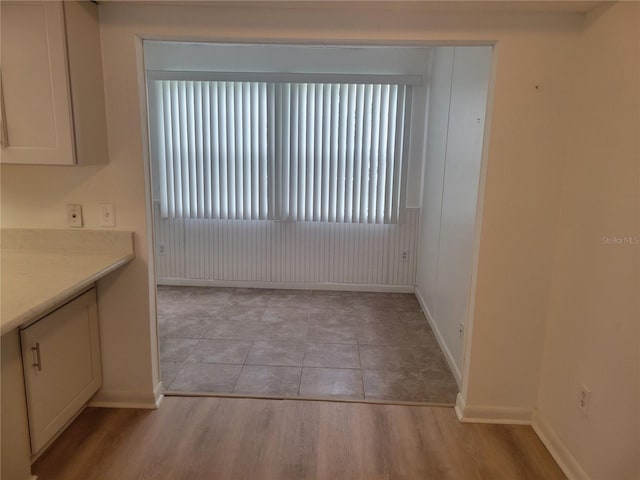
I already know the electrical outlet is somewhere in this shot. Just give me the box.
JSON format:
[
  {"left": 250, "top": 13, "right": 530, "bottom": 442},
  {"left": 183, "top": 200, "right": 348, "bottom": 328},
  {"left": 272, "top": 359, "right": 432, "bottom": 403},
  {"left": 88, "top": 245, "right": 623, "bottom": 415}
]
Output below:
[
  {"left": 400, "top": 249, "right": 409, "bottom": 262},
  {"left": 99, "top": 204, "right": 116, "bottom": 227},
  {"left": 578, "top": 383, "right": 591, "bottom": 417},
  {"left": 67, "top": 204, "right": 83, "bottom": 228},
  {"left": 158, "top": 244, "right": 167, "bottom": 256},
  {"left": 458, "top": 322, "right": 465, "bottom": 339}
]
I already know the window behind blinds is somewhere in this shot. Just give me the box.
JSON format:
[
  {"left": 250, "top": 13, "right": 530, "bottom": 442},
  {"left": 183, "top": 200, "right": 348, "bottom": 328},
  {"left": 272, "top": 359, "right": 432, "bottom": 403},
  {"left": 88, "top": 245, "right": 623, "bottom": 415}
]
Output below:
[{"left": 151, "top": 77, "right": 412, "bottom": 224}]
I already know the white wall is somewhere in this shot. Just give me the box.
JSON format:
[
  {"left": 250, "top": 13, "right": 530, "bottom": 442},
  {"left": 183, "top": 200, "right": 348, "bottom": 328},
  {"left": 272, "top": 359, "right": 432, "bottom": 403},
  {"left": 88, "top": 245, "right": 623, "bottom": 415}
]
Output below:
[
  {"left": 462, "top": 23, "right": 577, "bottom": 414},
  {"left": 0, "top": 0, "right": 583, "bottom": 454},
  {"left": 416, "top": 46, "right": 492, "bottom": 383},
  {"left": 535, "top": 3, "right": 640, "bottom": 479},
  {"left": 416, "top": 46, "right": 453, "bottom": 368}
]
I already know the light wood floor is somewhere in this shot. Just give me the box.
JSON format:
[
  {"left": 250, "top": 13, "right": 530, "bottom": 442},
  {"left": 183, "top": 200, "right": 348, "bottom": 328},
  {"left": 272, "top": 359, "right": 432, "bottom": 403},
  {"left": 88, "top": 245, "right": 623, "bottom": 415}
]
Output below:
[{"left": 32, "top": 397, "right": 564, "bottom": 480}]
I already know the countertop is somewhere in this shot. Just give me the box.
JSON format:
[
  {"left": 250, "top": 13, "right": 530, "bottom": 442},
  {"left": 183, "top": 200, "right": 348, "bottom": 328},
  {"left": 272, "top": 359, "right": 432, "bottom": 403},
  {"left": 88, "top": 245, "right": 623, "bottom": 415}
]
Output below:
[{"left": 1, "top": 229, "right": 135, "bottom": 335}]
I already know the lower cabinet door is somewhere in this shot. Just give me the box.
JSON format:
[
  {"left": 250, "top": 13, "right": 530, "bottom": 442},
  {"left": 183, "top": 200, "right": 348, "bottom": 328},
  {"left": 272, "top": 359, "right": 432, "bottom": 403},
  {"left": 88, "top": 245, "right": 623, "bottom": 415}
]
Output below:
[{"left": 20, "top": 288, "right": 102, "bottom": 455}]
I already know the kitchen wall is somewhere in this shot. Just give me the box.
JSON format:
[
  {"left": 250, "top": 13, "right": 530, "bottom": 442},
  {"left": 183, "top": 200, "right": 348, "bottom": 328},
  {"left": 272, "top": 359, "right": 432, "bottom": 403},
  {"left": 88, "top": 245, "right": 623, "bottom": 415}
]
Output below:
[
  {"left": 0, "top": 96, "right": 157, "bottom": 408},
  {"left": 0, "top": 2, "right": 607, "bottom": 477},
  {"left": 0, "top": 0, "right": 578, "bottom": 415},
  {"left": 535, "top": 3, "right": 640, "bottom": 479},
  {"left": 415, "top": 46, "right": 492, "bottom": 384}
]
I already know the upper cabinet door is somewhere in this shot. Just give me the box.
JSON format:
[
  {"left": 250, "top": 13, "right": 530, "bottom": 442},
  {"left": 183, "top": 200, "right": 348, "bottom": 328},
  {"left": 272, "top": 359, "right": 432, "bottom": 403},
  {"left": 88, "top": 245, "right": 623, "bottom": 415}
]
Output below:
[{"left": 0, "top": 2, "right": 76, "bottom": 165}]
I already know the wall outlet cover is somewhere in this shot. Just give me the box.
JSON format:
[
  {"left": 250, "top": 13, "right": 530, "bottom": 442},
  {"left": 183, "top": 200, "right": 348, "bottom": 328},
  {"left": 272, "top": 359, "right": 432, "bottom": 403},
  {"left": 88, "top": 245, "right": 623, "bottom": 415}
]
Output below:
[
  {"left": 67, "top": 204, "right": 83, "bottom": 228},
  {"left": 578, "top": 383, "right": 592, "bottom": 417}
]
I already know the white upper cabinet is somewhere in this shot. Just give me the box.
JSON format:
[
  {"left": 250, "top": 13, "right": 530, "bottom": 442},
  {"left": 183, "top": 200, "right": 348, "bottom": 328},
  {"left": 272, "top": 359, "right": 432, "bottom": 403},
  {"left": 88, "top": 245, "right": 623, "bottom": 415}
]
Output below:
[
  {"left": 0, "top": 2, "right": 74, "bottom": 165},
  {"left": 0, "top": 1, "right": 108, "bottom": 165}
]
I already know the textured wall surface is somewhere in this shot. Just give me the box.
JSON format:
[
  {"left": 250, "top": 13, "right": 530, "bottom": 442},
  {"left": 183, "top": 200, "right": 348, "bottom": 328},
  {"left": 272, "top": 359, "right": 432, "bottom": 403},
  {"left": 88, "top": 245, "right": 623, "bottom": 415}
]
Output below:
[{"left": 154, "top": 202, "right": 419, "bottom": 288}]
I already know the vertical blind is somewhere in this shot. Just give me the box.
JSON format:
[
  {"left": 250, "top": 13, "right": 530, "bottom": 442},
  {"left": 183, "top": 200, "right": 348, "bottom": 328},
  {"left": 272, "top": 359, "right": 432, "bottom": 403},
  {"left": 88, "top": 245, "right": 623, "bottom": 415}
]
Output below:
[{"left": 151, "top": 77, "right": 412, "bottom": 224}]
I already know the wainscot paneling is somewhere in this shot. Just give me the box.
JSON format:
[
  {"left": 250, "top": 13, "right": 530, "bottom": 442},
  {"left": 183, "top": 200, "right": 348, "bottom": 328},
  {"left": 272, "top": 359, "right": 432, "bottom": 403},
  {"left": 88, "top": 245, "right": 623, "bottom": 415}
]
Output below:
[{"left": 153, "top": 202, "right": 419, "bottom": 289}]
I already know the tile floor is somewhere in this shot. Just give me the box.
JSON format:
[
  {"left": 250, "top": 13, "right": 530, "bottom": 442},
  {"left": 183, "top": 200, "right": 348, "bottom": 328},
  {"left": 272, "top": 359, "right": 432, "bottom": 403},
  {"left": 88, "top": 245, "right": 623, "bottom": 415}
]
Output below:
[{"left": 158, "top": 286, "right": 459, "bottom": 404}]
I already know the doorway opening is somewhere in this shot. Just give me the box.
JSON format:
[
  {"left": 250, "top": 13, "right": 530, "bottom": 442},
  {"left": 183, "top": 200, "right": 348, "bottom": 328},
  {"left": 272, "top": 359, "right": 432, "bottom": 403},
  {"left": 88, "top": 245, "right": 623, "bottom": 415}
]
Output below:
[{"left": 144, "top": 41, "right": 493, "bottom": 404}]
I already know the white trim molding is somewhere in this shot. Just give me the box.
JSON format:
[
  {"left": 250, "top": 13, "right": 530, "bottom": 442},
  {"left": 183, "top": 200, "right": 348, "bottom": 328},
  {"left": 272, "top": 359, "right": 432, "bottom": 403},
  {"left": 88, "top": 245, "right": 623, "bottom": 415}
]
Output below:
[
  {"left": 455, "top": 393, "right": 534, "bottom": 425},
  {"left": 154, "top": 381, "right": 164, "bottom": 408},
  {"left": 152, "top": 203, "right": 421, "bottom": 287},
  {"left": 455, "top": 395, "right": 591, "bottom": 479},
  {"left": 88, "top": 388, "right": 160, "bottom": 409},
  {"left": 532, "top": 411, "right": 591, "bottom": 480},
  {"left": 157, "top": 277, "right": 415, "bottom": 293},
  {"left": 414, "top": 289, "right": 462, "bottom": 385}
]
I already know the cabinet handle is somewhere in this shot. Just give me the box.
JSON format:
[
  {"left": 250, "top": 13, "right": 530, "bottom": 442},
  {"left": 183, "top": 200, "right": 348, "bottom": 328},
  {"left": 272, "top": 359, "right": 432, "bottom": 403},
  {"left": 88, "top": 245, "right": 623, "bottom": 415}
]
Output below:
[
  {"left": 0, "top": 69, "right": 8, "bottom": 148},
  {"left": 31, "top": 342, "right": 42, "bottom": 372}
]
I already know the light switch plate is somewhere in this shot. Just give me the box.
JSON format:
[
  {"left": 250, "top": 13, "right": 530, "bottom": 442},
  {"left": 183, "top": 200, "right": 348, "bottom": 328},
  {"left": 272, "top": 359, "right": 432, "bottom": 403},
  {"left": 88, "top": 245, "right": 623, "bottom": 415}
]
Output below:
[{"left": 99, "top": 204, "right": 116, "bottom": 227}]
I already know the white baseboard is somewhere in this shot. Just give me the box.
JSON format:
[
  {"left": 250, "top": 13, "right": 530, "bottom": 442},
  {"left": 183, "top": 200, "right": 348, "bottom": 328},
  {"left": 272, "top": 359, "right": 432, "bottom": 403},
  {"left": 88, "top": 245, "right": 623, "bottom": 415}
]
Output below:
[
  {"left": 157, "top": 277, "right": 415, "bottom": 293},
  {"left": 454, "top": 392, "right": 466, "bottom": 420},
  {"left": 532, "top": 411, "right": 590, "bottom": 480},
  {"left": 455, "top": 398, "right": 591, "bottom": 478},
  {"left": 455, "top": 393, "right": 533, "bottom": 425},
  {"left": 88, "top": 388, "right": 160, "bottom": 409},
  {"left": 154, "top": 381, "right": 164, "bottom": 408},
  {"left": 414, "top": 289, "right": 462, "bottom": 386}
]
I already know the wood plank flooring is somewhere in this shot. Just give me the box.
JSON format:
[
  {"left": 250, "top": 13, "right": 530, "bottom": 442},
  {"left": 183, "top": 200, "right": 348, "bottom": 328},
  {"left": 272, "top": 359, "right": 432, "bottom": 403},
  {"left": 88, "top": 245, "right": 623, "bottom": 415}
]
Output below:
[{"left": 32, "top": 397, "right": 565, "bottom": 480}]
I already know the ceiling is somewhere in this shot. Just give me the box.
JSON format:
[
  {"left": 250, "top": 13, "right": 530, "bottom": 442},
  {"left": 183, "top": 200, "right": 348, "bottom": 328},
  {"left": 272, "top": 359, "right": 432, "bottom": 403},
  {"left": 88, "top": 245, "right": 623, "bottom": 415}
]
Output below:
[{"left": 96, "top": 0, "right": 604, "bottom": 14}]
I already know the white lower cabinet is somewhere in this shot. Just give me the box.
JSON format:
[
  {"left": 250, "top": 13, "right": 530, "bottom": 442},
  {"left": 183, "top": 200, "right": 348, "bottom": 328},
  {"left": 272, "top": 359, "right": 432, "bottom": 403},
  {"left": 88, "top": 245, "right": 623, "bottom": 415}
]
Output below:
[
  {"left": 20, "top": 288, "right": 102, "bottom": 456},
  {"left": 0, "top": 1, "right": 109, "bottom": 165}
]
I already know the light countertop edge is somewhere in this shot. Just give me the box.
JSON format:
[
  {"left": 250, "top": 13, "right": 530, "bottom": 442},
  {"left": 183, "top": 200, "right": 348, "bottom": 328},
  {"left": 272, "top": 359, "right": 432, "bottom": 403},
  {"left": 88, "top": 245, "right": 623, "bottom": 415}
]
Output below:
[{"left": 1, "top": 252, "right": 134, "bottom": 335}]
